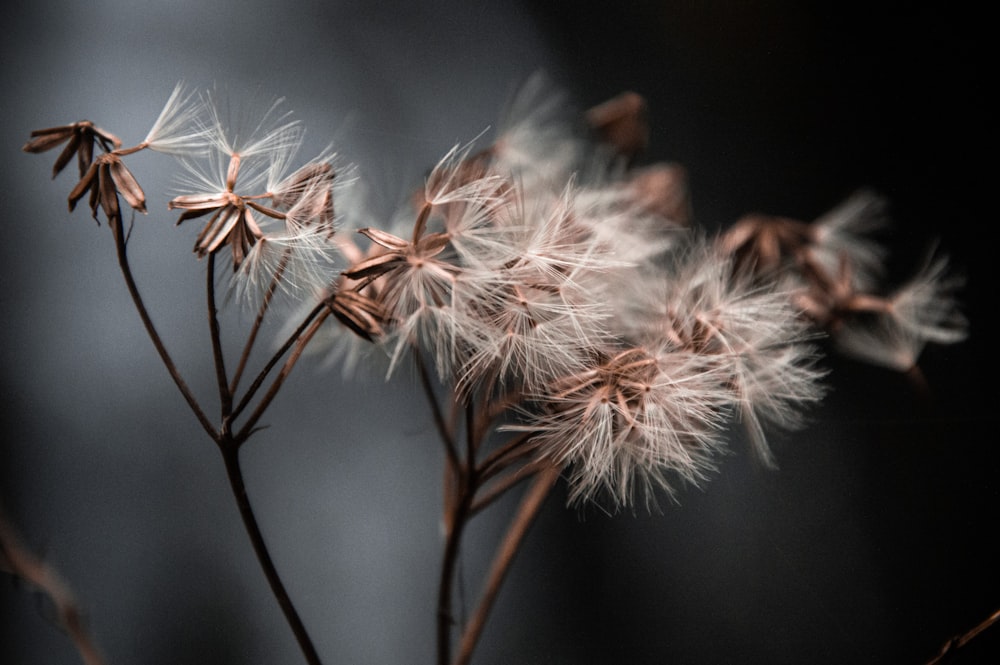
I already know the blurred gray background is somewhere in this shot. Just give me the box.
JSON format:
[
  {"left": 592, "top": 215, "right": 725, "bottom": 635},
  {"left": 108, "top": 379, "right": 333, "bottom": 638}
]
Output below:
[{"left": 1, "top": 1, "right": 995, "bottom": 664}]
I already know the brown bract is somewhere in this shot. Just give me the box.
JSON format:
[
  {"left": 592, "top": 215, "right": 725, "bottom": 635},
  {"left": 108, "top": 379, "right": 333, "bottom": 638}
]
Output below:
[
  {"left": 342, "top": 224, "right": 451, "bottom": 284},
  {"left": 550, "top": 347, "right": 658, "bottom": 425},
  {"left": 67, "top": 153, "right": 146, "bottom": 227},
  {"left": 794, "top": 253, "right": 889, "bottom": 331},
  {"left": 326, "top": 288, "right": 385, "bottom": 341},
  {"left": 23, "top": 120, "right": 121, "bottom": 179},
  {"left": 168, "top": 192, "right": 279, "bottom": 269},
  {"left": 719, "top": 213, "right": 812, "bottom": 275},
  {"left": 272, "top": 162, "right": 336, "bottom": 237},
  {"left": 628, "top": 162, "right": 692, "bottom": 226},
  {"left": 719, "top": 212, "right": 890, "bottom": 331}
]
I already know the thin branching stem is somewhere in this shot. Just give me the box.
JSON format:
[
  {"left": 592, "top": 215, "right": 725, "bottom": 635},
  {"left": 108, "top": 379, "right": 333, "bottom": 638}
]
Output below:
[
  {"left": 0, "top": 504, "right": 107, "bottom": 665},
  {"left": 111, "top": 217, "right": 216, "bottom": 439},
  {"left": 414, "top": 346, "right": 459, "bottom": 471},
  {"left": 218, "top": 440, "right": 323, "bottom": 665},
  {"left": 235, "top": 309, "right": 330, "bottom": 441},
  {"left": 115, "top": 223, "right": 322, "bottom": 663},
  {"left": 206, "top": 253, "right": 233, "bottom": 417},
  {"left": 476, "top": 431, "right": 536, "bottom": 483},
  {"left": 471, "top": 458, "right": 548, "bottom": 516},
  {"left": 453, "top": 464, "right": 561, "bottom": 665},
  {"left": 230, "top": 252, "right": 290, "bottom": 395},
  {"left": 437, "top": 404, "right": 479, "bottom": 665},
  {"left": 229, "top": 302, "right": 326, "bottom": 425},
  {"left": 925, "top": 607, "right": 1000, "bottom": 665}
]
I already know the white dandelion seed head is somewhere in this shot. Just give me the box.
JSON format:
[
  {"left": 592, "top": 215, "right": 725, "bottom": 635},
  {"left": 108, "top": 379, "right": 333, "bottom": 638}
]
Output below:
[
  {"left": 491, "top": 72, "right": 590, "bottom": 196},
  {"left": 199, "top": 87, "right": 303, "bottom": 161},
  {"left": 809, "top": 189, "right": 890, "bottom": 290},
  {"left": 888, "top": 251, "right": 968, "bottom": 346},
  {"left": 143, "top": 81, "right": 212, "bottom": 156},
  {"left": 510, "top": 345, "right": 735, "bottom": 510}
]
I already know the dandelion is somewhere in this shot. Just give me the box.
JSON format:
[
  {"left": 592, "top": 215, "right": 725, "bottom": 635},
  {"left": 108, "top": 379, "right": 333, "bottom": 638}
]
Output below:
[
  {"left": 490, "top": 72, "right": 589, "bottom": 197},
  {"left": 886, "top": 251, "right": 967, "bottom": 345},
  {"left": 520, "top": 345, "right": 733, "bottom": 509},
  {"left": 833, "top": 251, "right": 967, "bottom": 370},
  {"left": 167, "top": 97, "right": 339, "bottom": 302},
  {"left": 623, "top": 238, "right": 827, "bottom": 467},
  {"left": 806, "top": 190, "right": 889, "bottom": 288},
  {"left": 21, "top": 77, "right": 975, "bottom": 665}
]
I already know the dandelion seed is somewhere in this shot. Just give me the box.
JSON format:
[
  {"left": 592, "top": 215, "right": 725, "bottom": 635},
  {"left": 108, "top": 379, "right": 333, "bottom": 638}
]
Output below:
[
  {"left": 142, "top": 82, "right": 211, "bottom": 156},
  {"left": 808, "top": 190, "right": 889, "bottom": 290},
  {"left": 887, "top": 251, "right": 967, "bottom": 345},
  {"left": 515, "top": 345, "right": 733, "bottom": 509}
]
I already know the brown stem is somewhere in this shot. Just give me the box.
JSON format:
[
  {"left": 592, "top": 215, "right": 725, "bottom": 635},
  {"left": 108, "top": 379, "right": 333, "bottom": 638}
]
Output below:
[
  {"left": 414, "top": 346, "right": 459, "bottom": 471},
  {"left": 111, "top": 217, "right": 216, "bottom": 439},
  {"left": 230, "top": 252, "right": 290, "bottom": 395},
  {"left": 438, "top": 470, "right": 475, "bottom": 665},
  {"left": 413, "top": 346, "right": 463, "bottom": 525},
  {"left": 438, "top": 402, "right": 480, "bottom": 665},
  {"left": 476, "top": 431, "right": 536, "bottom": 483},
  {"left": 0, "top": 505, "right": 107, "bottom": 665},
  {"left": 108, "top": 198, "right": 321, "bottom": 665},
  {"left": 925, "top": 607, "right": 1000, "bottom": 665},
  {"left": 235, "top": 309, "right": 330, "bottom": 441},
  {"left": 229, "top": 302, "right": 326, "bottom": 426},
  {"left": 471, "top": 459, "right": 546, "bottom": 516},
  {"left": 453, "top": 464, "right": 561, "bottom": 665},
  {"left": 219, "top": 441, "right": 323, "bottom": 665},
  {"left": 206, "top": 253, "right": 233, "bottom": 417}
]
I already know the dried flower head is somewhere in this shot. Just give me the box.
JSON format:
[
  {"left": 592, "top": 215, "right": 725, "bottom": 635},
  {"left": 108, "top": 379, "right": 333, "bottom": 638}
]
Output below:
[
  {"left": 518, "top": 345, "right": 733, "bottom": 509},
  {"left": 67, "top": 152, "right": 146, "bottom": 227},
  {"left": 22, "top": 120, "right": 121, "bottom": 179},
  {"left": 166, "top": 95, "right": 340, "bottom": 304},
  {"left": 832, "top": 251, "right": 967, "bottom": 370}
]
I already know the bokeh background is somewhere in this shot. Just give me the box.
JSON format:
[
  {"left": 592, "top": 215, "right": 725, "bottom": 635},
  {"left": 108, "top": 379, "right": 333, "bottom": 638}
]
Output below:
[{"left": 1, "top": 2, "right": 995, "bottom": 664}]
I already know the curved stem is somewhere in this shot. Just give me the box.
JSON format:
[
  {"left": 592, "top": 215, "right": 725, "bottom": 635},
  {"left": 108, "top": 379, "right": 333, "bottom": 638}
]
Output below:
[
  {"left": 437, "top": 402, "right": 480, "bottom": 665},
  {"left": 229, "top": 302, "right": 325, "bottom": 425},
  {"left": 453, "top": 464, "right": 560, "bottom": 665},
  {"left": 111, "top": 219, "right": 216, "bottom": 439},
  {"left": 206, "top": 253, "right": 232, "bottom": 417},
  {"left": 476, "top": 432, "right": 536, "bottom": 483},
  {"left": 219, "top": 442, "right": 322, "bottom": 665},
  {"left": 471, "top": 458, "right": 546, "bottom": 517},
  {"left": 438, "top": 473, "right": 474, "bottom": 665},
  {"left": 414, "top": 347, "right": 459, "bottom": 471},
  {"left": 235, "top": 309, "right": 330, "bottom": 441},
  {"left": 230, "top": 253, "right": 289, "bottom": 395},
  {"left": 925, "top": 607, "right": 1000, "bottom": 665},
  {"left": 0, "top": 504, "right": 107, "bottom": 665}
]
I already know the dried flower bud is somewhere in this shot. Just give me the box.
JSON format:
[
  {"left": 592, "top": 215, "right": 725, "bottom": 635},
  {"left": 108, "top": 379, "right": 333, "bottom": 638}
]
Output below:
[
  {"left": 585, "top": 91, "right": 650, "bottom": 160},
  {"left": 23, "top": 120, "right": 121, "bottom": 179},
  {"left": 628, "top": 162, "right": 692, "bottom": 226},
  {"left": 67, "top": 153, "right": 146, "bottom": 227},
  {"left": 327, "top": 288, "right": 385, "bottom": 341}
]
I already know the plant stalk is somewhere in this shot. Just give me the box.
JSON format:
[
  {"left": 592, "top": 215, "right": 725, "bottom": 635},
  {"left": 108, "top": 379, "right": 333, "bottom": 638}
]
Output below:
[
  {"left": 453, "top": 464, "right": 559, "bottom": 665},
  {"left": 220, "top": 441, "right": 323, "bottom": 665}
]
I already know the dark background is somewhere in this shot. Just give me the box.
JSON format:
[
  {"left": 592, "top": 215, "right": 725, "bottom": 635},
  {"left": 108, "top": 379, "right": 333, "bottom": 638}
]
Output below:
[{"left": 1, "top": 2, "right": 995, "bottom": 664}]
